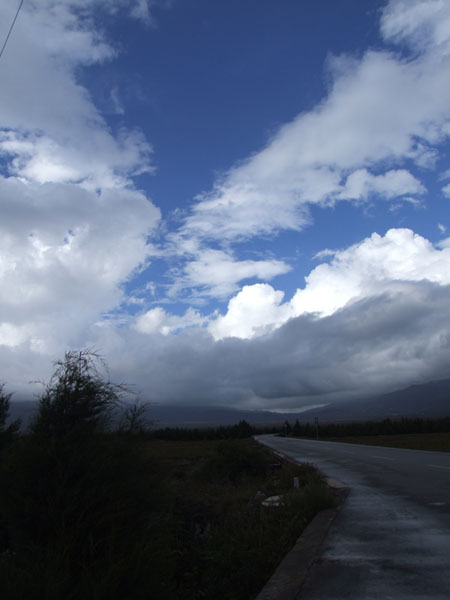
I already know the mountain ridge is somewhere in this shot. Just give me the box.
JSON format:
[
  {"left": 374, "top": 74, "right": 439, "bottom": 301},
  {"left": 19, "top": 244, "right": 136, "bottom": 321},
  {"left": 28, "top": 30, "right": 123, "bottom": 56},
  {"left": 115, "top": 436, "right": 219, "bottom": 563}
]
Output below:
[{"left": 6, "top": 379, "right": 450, "bottom": 429}]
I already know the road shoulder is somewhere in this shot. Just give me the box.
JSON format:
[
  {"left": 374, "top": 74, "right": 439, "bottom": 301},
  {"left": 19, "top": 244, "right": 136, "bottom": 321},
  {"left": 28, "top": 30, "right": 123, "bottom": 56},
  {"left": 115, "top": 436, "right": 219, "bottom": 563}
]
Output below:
[{"left": 255, "top": 449, "right": 349, "bottom": 600}]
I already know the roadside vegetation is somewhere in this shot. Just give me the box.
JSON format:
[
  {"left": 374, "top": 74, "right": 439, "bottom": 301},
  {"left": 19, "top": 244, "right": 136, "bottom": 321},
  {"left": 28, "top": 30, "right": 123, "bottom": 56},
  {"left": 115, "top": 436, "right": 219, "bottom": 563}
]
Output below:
[{"left": 0, "top": 350, "right": 334, "bottom": 600}]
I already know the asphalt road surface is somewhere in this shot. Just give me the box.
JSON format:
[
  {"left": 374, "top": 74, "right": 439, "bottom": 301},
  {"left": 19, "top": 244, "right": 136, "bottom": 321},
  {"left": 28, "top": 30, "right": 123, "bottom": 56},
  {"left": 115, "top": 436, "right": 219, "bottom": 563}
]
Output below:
[{"left": 256, "top": 435, "right": 450, "bottom": 600}]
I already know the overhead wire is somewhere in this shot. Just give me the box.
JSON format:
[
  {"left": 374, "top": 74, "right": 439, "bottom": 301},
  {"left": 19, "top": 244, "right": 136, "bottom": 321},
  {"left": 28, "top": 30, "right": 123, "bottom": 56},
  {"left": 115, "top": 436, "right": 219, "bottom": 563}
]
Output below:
[{"left": 0, "top": 0, "right": 25, "bottom": 61}]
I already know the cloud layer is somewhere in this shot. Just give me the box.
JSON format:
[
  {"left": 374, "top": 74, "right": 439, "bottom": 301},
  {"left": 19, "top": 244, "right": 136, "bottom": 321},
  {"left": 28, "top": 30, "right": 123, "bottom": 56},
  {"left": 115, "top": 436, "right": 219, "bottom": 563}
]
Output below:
[
  {"left": 0, "top": 0, "right": 160, "bottom": 360},
  {"left": 1, "top": 1, "right": 450, "bottom": 410}
]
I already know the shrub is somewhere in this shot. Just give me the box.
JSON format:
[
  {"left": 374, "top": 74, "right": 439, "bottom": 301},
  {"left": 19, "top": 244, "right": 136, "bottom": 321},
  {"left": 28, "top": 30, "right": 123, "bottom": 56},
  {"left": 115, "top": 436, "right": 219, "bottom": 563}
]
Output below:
[
  {"left": 31, "top": 349, "right": 128, "bottom": 437},
  {"left": 198, "top": 439, "right": 269, "bottom": 484}
]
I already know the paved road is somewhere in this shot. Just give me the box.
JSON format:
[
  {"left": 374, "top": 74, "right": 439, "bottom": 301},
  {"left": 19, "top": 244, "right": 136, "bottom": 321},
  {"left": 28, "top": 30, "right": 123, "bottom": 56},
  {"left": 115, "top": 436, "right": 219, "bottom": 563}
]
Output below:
[{"left": 256, "top": 435, "right": 450, "bottom": 600}]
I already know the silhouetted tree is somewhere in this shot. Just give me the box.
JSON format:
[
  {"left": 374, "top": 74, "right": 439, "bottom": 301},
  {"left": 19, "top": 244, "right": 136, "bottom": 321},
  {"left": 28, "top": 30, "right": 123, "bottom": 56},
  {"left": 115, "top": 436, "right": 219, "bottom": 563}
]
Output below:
[
  {"left": 292, "top": 419, "right": 302, "bottom": 437},
  {"left": 283, "top": 420, "right": 292, "bottom": 436},
  {"left": 118, "top": 398, "right": 153, "bottom": 435},
  {"left": 0, "top": 350, "right": 156, "bottom": 597},
  {"left": 31, "top": 349, "right": 128, "bottom": 437},
  {"left": 0, "top": 383, "right": 20, "bottom": 450}
]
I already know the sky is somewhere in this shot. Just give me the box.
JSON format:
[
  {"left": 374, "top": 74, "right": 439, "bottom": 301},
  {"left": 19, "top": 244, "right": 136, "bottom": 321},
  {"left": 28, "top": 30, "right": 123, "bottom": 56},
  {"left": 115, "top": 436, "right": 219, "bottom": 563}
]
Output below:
[{"left": 1, "top": 0, "right": 450, "bottom": 411}]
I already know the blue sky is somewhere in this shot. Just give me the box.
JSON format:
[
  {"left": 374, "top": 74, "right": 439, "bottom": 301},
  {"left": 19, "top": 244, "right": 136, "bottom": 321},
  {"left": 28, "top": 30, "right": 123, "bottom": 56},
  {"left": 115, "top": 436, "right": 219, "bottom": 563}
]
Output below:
[{"left": 1, "top": 0, "right": 450, "bottom": 410}]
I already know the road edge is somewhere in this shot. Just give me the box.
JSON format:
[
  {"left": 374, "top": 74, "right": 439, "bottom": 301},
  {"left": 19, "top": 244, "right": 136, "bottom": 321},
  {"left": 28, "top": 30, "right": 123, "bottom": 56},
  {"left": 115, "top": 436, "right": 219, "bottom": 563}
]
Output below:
[{"left": 255, "top": 444, "right": 349, "bottom": 600}]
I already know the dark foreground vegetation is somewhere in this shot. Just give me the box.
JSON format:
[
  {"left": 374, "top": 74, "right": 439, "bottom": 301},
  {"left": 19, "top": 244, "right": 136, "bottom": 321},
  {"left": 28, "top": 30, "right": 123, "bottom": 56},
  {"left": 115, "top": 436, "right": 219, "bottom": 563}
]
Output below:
[
  {"left": 151, "top": 419, "right": 278, "bottom": 441},
  {"left": 0, "top": 351, "right": 334, "bottom": 600}
]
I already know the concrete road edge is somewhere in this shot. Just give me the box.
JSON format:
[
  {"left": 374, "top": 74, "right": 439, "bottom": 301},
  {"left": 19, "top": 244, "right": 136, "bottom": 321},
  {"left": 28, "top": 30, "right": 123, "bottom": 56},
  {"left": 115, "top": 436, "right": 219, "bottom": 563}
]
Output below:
[{"left": 255, "top": 445, "right": 349, "bottom": 600}]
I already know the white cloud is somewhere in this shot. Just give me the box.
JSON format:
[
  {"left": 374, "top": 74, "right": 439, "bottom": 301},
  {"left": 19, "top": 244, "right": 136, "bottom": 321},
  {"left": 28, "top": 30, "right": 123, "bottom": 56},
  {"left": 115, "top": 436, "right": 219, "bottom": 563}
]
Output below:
[
  {"left": 0, "top": 177, "right": 160, "bottom": 352},
  {"left": 209, "top": 228, "right": 450, "bottom": 340},
  {"left": 132, "top": 227, "right": 450, "bottom": 344},
  {"left": 0, "top": 1, "right": 153, "bottom": 188},
  {"left": 134, "top": 306, "right": 207, "bottom": 335},
  {"left": 175, "top": 0, "right": 450, "bottom": 247},
  {"left": 209, "top": 284, "right": 293, "bottom": 340},
  {"left": 338, "top": 168, "right": 426, "bottom": 201},
  {"left": 290, "top": 228, "right": 450, "bottom": 317},
  {"left": 172, "top": 249, "right": 291, "bottom": 299},
  {"left": 442, "top": 183, "right": 450, "bottom": 197},
  {"left": 0, "top": 0, "right": 163, "bottom": 359},
  {"left": 380, "top": 0, "right": 450, "bottom": 55}
]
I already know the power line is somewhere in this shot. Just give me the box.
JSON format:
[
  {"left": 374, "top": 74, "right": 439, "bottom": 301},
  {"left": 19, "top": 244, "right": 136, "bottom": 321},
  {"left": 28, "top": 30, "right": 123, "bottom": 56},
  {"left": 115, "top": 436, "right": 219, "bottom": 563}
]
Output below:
[{"left": 0, "top": 0, "right": 25, "bottom": 61}]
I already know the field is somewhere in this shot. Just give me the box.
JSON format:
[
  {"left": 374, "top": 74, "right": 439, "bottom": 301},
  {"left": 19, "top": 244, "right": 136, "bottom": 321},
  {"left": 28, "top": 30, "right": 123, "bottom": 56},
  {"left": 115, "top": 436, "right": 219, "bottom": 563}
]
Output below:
[{"left": 324, "top": 432, "right": 450, "bottom": 452}]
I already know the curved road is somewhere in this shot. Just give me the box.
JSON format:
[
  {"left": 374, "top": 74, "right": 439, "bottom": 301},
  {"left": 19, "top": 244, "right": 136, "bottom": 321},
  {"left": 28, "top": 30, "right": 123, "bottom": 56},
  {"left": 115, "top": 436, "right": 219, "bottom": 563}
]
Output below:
[{"left": 256, "top": 435, "right": 450, "bottom": 600}]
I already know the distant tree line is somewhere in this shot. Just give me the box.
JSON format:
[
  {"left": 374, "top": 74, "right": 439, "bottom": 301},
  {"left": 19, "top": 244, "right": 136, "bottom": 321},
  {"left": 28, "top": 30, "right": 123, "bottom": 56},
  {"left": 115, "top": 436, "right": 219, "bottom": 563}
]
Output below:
[
  {"left": 282, "top": 416, "right": 450, "bottom": 439},
  {"left": 150, "top": 420, "right": 279, "bottom": 441}
]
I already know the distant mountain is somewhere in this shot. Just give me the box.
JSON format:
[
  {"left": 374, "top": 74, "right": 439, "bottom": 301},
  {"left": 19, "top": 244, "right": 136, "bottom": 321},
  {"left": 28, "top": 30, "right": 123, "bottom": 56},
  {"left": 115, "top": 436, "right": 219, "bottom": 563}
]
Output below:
[
  {"left": 298, "top": 379, "right": 450, "bottom": 423},
  {"left": 147, "top": 404, "right": 291, "bottom": 428},
  {"left": 6, "top": 379, "right": 450, "bottom": 430},
  {"left": 6, "top": 400, "right": 291, "bottom": 431}
]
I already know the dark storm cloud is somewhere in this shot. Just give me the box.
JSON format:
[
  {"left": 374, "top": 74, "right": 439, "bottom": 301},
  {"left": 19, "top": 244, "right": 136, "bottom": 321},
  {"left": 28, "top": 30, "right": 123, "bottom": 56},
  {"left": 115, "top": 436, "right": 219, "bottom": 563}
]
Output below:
[{"left": 109, "top": 281, "right": 450, "bottom": 410}]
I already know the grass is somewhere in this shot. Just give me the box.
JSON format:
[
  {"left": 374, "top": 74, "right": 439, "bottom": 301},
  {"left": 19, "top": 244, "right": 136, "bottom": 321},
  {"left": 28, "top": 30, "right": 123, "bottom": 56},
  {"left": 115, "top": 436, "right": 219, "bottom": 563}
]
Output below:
[
  {"left": 141, "top": 437, "right": 334, "bottom": 600},
  {"left": 323, "top": 432, "right": 450, "bottom": 452}
]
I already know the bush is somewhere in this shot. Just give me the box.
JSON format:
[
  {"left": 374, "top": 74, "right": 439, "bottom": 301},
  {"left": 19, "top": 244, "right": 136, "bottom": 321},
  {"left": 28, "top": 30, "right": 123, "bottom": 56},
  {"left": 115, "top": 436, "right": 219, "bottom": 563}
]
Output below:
[
  {"left": 198, "top": 439, "right": 269, "bottom": 484},
  {"left": 31, "top": 349, "right": 128, "bottom": 437}
]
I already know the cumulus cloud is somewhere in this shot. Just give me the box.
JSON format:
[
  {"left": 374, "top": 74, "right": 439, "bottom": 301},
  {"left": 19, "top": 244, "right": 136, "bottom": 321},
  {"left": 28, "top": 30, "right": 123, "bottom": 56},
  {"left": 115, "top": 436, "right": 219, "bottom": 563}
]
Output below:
[
  {"left": 290, "top": 228, "right": 450, "bottom": 318},
  {"left": 0, "top": 178, "right": 160, "bottom": 352},
  {"left": 0, "top": 1, "right": 161, "bottom": 357},
  {"left": 209, "top": 284, "right": 293, "bottom": 340},
  {"left": 207, "top": 228, "right": 450, "bottom": 341}
]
